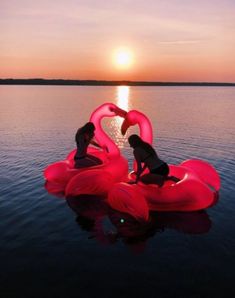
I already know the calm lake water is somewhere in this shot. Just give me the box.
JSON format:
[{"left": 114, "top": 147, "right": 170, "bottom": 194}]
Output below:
[{"left": 0, "top": 85, "right": 235, "bottom": 298}]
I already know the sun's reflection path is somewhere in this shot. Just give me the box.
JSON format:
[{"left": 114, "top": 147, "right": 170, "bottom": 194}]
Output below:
[
  {"left": 111, "top": 86, "right": 130, "bottom": 148},
  {"left": 103, "top": 86, "right": 130, "bottom": 149},
  {"left": 117, "top": 86, "right": 130, "bottom": 112}
]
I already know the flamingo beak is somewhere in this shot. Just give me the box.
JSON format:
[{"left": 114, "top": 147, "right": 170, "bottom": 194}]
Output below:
[
  {"left": 121, "top": 118, "right": 131, "bottom": 135},
  {"left": 114, "top": 107, "right": 127, "bottom": 118}
]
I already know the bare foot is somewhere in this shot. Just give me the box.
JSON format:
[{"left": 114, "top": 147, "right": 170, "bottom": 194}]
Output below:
[
  {"left": 167, "top": 176, "right": 180, "bottom": 183},
  {"left": 158, "top": 178, "right": 165, "bottom": 187}
]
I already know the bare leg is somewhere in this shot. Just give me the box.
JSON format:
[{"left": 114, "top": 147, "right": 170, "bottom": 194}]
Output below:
[
  {"left": 86, "top": 154, "right": 103, "bottom": 164},
  {"left": 75, "top": 155, "right": 102, "bottom": 168},
  {"left": 139, "top": 173, "right": 165, "bottom": 187},
  {"left": 165, "top": 176, "right": 180, "bottom": 183}
]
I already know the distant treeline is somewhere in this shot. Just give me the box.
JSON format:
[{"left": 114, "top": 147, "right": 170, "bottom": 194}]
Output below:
[{"left": 0, "top": 78, "right": 235, "bottom": 87}]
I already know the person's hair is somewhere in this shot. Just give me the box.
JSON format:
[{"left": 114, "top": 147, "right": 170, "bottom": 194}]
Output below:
[
  {"left": 80, "top": 122, "right": 95, "bottom": 134},
  {"left": 75, "top": 122, "right": 95, "bottom": 141},
  {"left": 128, "top": 134, "right": 156, "bottom": 155},
  {"left": 77, "top": 122, "right": 95, "bottom": 134}
]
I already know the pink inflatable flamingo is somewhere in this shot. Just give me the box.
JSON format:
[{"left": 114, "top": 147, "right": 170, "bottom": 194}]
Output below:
[
  {"left": 107, "top": 109, "right": 220, "bottom": 222},
  {"left": 44, "top": 103, "right": 128, "bottom": 197}
]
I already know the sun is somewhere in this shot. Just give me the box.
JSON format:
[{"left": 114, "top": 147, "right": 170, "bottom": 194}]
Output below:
[{"left": 113, "top": 48, "right": 133, "bottom": 68}]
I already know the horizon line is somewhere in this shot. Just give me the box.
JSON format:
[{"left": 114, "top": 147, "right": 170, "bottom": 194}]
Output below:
[{"left": 0, "top": 78, "right": 235, "bottom": 86}]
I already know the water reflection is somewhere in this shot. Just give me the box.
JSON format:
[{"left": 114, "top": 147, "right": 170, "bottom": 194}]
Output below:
[
  {"left": 105, "top": 86, "right": 130, "bottom": 149},
  {"left": 66, "top": 195, "right": 212, "bottom": 254},
  {"left": 116, "top": 86, "right": 130, "bottom": 112}
]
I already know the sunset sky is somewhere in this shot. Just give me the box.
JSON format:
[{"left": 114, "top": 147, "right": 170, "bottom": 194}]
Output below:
[{"left": 1, "top": 0, "right": 235, "bottom": 82}]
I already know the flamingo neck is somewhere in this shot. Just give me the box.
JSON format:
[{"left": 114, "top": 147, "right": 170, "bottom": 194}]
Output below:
[
  {"left": 134, "top": 112, "right": 153, "bottom": 145},
  {"left": 90, "top": 109, "right": 120, "bottom": 158}
]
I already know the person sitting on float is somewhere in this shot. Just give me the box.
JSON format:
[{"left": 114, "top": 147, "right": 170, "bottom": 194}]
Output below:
[
  {"left": 128, "top": 134, "right": 179, "bottom": 186},
  {"left": 74, "top": 122, "right": 105, "bottom": 168}
]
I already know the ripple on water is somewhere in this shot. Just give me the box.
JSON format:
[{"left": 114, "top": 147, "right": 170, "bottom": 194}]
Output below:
[{"left": 1, "top": 86, "right": 235, "bottom": 297}]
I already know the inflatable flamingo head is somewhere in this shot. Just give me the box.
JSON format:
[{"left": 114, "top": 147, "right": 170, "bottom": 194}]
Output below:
[
  {"left": 121, "top": 110, "right": 153, "bottom": 145},
  {"left": 90, "top": 103, "right": 128, "bottom": 158},
  {"left": 90, "top": 103, "right": 127, "bottom": 122}
]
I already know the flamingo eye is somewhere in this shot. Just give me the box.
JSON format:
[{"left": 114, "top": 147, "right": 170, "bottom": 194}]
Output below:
[{"left": 109, "top": 107, "right": 114, "bottom": 112}]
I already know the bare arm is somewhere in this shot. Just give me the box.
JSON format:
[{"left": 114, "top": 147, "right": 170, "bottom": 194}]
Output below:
[
  {"left": 90, "top": 138, "right": 109, "bottom": 152},
  {"left": 90, "top": 139, "right": 101, "bottom": 148},
  {"left": 134, "top": 150, "right": 146, "bottom": 183}
]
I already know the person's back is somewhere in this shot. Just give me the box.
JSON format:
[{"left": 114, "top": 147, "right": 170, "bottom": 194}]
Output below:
[
  {"left": 74, "top": 129, "right": 92, "bottom": 159},
  {"left": 133, "top": 146, "right": 164, "bottom": 172},
  {"left": 74, "top": 122, "right": 102, "bottom": 168}
]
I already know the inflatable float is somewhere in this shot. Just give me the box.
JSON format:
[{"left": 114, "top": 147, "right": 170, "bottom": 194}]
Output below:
[
  {"left": 107, "top": 109, "right": 220, "bottom": 221},
  {"left": 44, "top": 103, "right": 128, "bottom": 197}
]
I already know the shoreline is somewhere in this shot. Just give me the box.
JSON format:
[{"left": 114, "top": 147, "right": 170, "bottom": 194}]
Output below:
[{"left": 0, "top": 78, "right": 235, "bottom": 87}]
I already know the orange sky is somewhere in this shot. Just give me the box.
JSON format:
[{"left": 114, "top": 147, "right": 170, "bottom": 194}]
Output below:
[{"left": 1, "top": 0, "right": 235, "bottom": 82}]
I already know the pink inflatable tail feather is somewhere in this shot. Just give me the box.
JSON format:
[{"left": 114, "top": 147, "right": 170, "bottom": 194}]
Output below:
[{"left": 180, "top": 159, "right": 220, "bottom": 192}]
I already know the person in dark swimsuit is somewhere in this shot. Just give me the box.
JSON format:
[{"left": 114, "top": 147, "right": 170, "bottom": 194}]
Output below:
[
  {"left": 74, "top": 122, "right": 103, "bottom": 168},
  {"left": 128, "top": 134, "right": 179, "bottom": 187}
]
